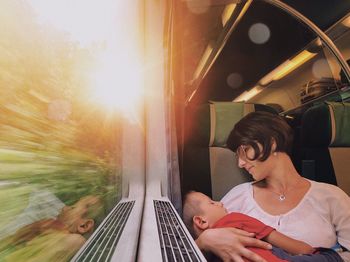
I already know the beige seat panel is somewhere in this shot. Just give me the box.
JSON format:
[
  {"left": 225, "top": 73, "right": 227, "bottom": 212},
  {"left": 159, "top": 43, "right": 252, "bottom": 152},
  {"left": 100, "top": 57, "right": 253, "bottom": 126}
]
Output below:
[
  {"left": 329, "top": 148, "right": 350, "bottom": 196},
  {"left": 209, "top": 147, "right": 250, "bottom": 200}
]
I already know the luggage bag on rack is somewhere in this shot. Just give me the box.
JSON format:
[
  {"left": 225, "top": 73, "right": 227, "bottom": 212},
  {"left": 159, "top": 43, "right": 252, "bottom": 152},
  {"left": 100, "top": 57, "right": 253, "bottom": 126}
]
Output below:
[{"left": 300, "top": 77, "right": 339, "bottom": 104}]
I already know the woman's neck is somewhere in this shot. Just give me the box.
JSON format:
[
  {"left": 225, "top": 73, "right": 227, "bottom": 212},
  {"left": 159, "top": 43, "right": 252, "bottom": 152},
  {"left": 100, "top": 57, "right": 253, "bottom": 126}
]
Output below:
[{"left": 264, "top": 153, "right": 302, "bottom": 191}]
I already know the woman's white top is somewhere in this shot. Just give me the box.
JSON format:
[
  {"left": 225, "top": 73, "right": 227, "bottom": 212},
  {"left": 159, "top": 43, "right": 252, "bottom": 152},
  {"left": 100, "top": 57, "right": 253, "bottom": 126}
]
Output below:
[{"left": 221, "top": 180, "right": 350, "bottom": 252}]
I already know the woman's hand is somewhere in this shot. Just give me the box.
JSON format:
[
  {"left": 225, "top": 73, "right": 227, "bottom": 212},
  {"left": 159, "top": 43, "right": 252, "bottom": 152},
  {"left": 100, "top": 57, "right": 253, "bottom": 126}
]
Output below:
[{"left": 195, "top": 227, "right": 272, "bottom": 262}]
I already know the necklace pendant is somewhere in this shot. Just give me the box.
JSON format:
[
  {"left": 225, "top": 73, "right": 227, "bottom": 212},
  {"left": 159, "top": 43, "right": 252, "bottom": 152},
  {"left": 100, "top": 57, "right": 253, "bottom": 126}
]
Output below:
[{"left": 279, "top": 195, "right": 286, "bottom": 201}]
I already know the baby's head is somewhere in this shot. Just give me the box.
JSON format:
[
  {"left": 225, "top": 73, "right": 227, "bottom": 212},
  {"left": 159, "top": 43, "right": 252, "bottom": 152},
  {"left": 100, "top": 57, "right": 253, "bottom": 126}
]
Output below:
[
  {"left": 183, "top": 191, "right": 227, "bottom": 238},
  {"left": 57, "top": 195, "right": 102, "bottom": 236}
]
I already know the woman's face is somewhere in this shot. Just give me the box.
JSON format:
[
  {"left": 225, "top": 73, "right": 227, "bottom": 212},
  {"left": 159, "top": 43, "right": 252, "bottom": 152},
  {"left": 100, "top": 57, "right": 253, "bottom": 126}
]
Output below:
[{"left": 236, "top": 144, "right": 274, "bottom": 181}]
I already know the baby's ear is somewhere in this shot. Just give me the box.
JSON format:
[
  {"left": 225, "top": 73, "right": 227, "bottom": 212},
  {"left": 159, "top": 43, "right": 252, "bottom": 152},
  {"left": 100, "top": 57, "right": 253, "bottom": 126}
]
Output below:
[
  {"left": 77, "top": 219, "right": 94, "bottom": 234},
  {"left": 193, "top": 215, "right": 209, "bottom": 230}
]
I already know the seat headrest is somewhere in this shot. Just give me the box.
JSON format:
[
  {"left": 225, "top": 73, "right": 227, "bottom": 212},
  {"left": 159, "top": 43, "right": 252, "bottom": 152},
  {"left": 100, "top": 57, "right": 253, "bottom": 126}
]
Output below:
[
  {"left": 209, "top": 101, "right": 278, "bottom": 147},
  {"left": 187, "top": 101, "right": 277, "bottom": 147},
  {"left": 209, "top": 102, "right": 246, "bottom": 147},
  {"left": 328, "top": 102, "right": 350, "bottom": 146},
  {"left": 301, "top": 102, "right": 350, "bottom": 147}
]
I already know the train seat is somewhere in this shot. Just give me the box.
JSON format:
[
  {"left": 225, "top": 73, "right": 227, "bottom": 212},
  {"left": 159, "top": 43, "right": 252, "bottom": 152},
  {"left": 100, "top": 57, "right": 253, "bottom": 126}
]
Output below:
[
  {"left": 301, "top": 102, "right": 350, "bottom": 195},
  {"left": 182, "top": 101, "right": 277, "bottom": 200}
]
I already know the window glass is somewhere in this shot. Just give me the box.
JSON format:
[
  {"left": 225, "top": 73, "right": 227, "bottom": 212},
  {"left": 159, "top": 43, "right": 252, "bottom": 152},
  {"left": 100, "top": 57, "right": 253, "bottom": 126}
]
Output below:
[{"left": 0, "top": 1, "right": 141, "bottom": 260}]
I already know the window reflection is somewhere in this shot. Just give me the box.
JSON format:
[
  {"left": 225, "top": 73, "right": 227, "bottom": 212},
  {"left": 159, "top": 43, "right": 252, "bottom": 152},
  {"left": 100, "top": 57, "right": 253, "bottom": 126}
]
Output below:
[{"left": 0, "top": 0, "right": 123, "bottom": 260}]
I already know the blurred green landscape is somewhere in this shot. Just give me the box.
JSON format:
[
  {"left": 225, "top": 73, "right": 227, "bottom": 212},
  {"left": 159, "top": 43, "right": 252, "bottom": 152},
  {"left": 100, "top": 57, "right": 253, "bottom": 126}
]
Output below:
[{"left": 0, "top": 1, "right": 123, "bottom": 260}]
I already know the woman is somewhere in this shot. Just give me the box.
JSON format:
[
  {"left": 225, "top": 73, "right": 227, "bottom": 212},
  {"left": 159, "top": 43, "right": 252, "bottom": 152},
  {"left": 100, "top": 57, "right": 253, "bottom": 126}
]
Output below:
[{"left": 195, "top": 111, "right": 350, "bottom": 262}]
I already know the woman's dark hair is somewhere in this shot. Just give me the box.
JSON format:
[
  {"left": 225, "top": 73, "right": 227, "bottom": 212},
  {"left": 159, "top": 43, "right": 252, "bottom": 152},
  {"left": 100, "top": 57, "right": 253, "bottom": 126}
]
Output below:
[{"left": 226, "top": 111, "right": 293, "bottom": 161}]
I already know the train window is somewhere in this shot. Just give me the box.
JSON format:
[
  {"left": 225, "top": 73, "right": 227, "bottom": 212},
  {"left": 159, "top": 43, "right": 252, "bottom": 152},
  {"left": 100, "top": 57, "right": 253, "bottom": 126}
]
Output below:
[{"left": 0, "top": 1, "right": 143, "bottom": 260}]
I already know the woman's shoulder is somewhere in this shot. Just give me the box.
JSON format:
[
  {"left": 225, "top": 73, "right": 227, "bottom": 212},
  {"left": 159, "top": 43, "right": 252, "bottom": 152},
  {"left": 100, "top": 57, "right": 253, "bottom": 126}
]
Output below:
[
  {"left": 309, "top": 179, "right": 345, "bottom": 192},
  {"left": 308, "top": 180, "right": 349, "bottom": 200}
]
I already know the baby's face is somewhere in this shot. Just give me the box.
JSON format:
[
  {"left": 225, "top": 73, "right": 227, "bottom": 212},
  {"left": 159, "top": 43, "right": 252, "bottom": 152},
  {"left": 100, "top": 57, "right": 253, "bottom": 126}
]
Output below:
[
  {"left": 57, "top": 196, "right": 99, "bottom": 233},
  {"left": 193, "top": 192, "right": 228, "bottom": 226}
]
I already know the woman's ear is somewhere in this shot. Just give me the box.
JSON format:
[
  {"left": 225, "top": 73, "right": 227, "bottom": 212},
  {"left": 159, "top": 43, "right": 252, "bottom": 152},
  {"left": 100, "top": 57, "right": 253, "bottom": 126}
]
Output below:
[
  {"left": 271, "top": 138, "right": 277, "bottom": 153},
  {"left": 193, "top": 215, "right": 209, "bottom": 230},
  {"left": 77, "top": 219, "right": 95, "bottom": 234}
]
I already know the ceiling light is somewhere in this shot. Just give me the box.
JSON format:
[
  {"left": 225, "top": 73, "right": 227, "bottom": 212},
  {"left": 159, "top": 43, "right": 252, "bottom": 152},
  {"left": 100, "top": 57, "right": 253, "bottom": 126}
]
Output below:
[
  {"left": 342, "top": 16, "right": 350, "bottom": 27},
  {"left": 221, "top": 3, "right": 237, "bottom": 27},
  {"left": 193, "top": 42, "right": 214, "bottom": 80},
  {"left": 233, "top": 86, "right": 262, "bottom": 102},
  {"left": 259, "top": 50, "right": 316, "bottom": 85},
  {"left": 273, "top": 50, "right": 316, "bottom": 80}
]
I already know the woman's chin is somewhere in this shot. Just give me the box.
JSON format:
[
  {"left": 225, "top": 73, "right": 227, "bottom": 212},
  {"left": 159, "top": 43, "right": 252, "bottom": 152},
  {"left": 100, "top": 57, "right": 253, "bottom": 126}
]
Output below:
[{"left": 250, "top": 171, "right": 261, "bottom": 181}]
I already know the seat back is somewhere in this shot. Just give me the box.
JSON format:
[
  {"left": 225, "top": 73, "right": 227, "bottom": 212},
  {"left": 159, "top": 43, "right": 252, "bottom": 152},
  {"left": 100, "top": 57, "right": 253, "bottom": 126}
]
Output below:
[
  {"left": 182, "top": 101, "right": 276, "bottom": 200},
  {"left": 301, "top": 102, "right": 350, "bottom": 195}
]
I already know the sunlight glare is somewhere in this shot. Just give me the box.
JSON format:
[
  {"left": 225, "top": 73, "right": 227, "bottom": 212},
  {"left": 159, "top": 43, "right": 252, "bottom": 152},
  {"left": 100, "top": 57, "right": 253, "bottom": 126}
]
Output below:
[
  {"left": 29, "top": 0, "right": 119, "bottom": 47},
  {"left": 90, "top": 49, "right": 143, "bottom": 114},
  {"left": 28, "top": 0, "right": 144, "bottom": 117}
]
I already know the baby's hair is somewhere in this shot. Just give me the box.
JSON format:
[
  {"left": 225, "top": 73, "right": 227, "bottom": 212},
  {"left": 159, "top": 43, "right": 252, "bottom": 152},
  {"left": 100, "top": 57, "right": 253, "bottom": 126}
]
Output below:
[
  {"left": 79, "top": 195, "right": 104, "bottom": 235},
  {"left": 182, "top": 191, "right": 202, "bottom": 238},
  {"left": 80, "top": 196, "right": 103, "bottom": 220}
]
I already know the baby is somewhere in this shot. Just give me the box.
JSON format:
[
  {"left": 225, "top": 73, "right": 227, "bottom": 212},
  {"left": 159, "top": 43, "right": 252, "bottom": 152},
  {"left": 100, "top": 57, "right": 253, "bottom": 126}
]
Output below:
[
  {"left": 0, "top": 195, "right": 102, "bottom": 261},
  {"left": 183, "top": 191, "right": 342, "bottom": 262}
]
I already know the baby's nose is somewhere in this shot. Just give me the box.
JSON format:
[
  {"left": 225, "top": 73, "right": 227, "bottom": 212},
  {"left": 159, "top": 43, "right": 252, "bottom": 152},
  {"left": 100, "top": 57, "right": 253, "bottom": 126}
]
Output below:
[{"left": 216, "top": 201, "right": 223, "bottom": 207}]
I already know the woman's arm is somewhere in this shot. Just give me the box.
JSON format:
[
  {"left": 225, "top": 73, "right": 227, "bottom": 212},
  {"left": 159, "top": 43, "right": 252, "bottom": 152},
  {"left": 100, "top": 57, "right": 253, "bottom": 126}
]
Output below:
[
  {"left": 195, "top": 227, "right": 272, "bottom": 262},
  {"left": 339, "top": 251, "right": 350, "bottom": 262},
  {"left": 264, "top": 230, "right": 314, "bottom": 255},
  {"left": 331, "top": 187, "right": 350, "bottom": 262}
]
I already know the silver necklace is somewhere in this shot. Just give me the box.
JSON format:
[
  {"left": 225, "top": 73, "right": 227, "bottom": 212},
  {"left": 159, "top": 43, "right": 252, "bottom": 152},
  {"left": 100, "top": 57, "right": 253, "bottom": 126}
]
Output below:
[
  {"left": 263, "top": 178, "right": 303, "bottom": 202},
  {"left": 278, "top": 194, "right": 286, "bottom": 201},
  {"left": 267, "top": 188, "right": 287, "bottom": 201}
]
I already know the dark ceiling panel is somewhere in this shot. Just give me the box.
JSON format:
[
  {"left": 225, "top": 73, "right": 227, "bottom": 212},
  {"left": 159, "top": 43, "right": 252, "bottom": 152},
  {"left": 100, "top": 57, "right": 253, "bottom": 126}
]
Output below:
[
  {"left": 281, "top": 0, "right": 350, "bottom": 30},
  {"left": 190, "top": 1, "right": 316, "bottom": 105},
  {"left": 186, "top": 0, "right": 350, "bottom": 105}
]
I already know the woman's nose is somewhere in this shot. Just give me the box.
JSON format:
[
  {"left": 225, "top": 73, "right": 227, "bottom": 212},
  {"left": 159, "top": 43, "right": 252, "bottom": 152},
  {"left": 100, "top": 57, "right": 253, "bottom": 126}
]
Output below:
[{"left": 238, "top": 157, "right": 246, "bottom": 168}]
